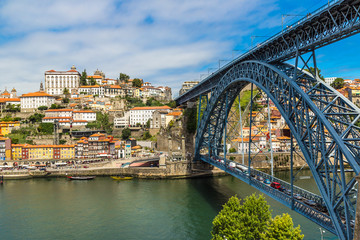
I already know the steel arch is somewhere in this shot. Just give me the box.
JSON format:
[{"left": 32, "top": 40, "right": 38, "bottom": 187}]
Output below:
[{"left": 195, "top": 60, "right": 360, "bottom": 240}]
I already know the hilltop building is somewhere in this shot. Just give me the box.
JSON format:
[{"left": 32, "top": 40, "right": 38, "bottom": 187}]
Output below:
[
  {"left": 20, "top": 88, "right": 55, "bottom": 112},
  {"left": 45, "top": 65, "right": 81, "bottom": 95},
  {"left": 179, "top": 81, "right": 199, "bottom": 96}
]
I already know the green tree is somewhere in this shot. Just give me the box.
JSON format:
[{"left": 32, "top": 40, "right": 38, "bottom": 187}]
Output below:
[
  {"left": 50, "top": 104, "right": 60, "bottom": 109},
  {"left": 146, "top": 119, "right": 151, "bottom": 128},
  {"left": 132, "top": 78, "right": 143, "bottom": 88},
  {"left": 260, "top": 213, "right": 304, "bottom": 240},
  {"left": 229, "top": 148, "right": 236, "bottom": 153},
  {"left": 119, "top": 73, "right": 130, "bottom": 83},
  {"left": 143, "top": 131, "right": 152, "bottom": 140},
  {"left": 211, "top": 194, "right": 272, "bottom": 240},
  {"left": 28, "top": 113, "right": 44, "bottom": 123},
  {"left": 37, "top": 123, "right": 54, "bottom": 134},
  {"left": 331, "top": 77, "right": 344, "bottom": 89},
  {"left": 166, "top": 100, "right": 177, "bottom": 108},
  {"left": 184, "top": 107, "right": 197, "bottom": 134},
  {"left": 80, "top": 69, "right": 87, "bottom": 86},
  {"left": 304, "top": 67, "right": 325, "bottom": 80},
  {"left": 211, "top": 194, "right": 303, "bottom": 240},
  {"left": 89, "top": 77, "right": 97, "bottom": 85},
  {"left": 62, "top": 98, "right": 69, "bottom": 104},
  {"left": 63, "top": 87, "right": 70, "bottom": 96},
  {"left": 122, "top": 127, "right": 131, "bottom": 139},
  {"left": 38, "top": 106, "right": 48, "bottom": 111}
]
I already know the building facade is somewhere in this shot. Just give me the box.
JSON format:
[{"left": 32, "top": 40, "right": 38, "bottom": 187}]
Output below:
[
  {"left": 179, "top": 81, "right": 199, "bottom": 96},
  {"left": 20, "top": 91, "right": 55, "bottom": 111},
  {"left": 45, "top": 65, "right": 81, "bottom": 95},
  {"left": 11, "top": 144, "right": 75, "bottom": 160},
  {"left": 130, "top": 106, "right": 171, "bottom": 126}
]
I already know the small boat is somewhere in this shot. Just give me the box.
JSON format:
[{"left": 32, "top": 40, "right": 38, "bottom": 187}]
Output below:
[
  {"left": 29, "top": 171, "right": 51, "bottom": 178},
  {"left": 111, "top": 176, "right": 133, "bottom": 180},
  {"left": 67, "top": 176, "right": 96, "bottom": 180}
]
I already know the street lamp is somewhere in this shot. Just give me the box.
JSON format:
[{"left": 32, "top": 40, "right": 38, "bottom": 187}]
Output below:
[
  {"left": 281, "top": 14, "right": 305, "bottom": 32},
  {"left": 251, "top": 36, "right": 269, "bottom": 48},
  {"left": 319, "top": 228, "right": 325, "bottom": 240}
]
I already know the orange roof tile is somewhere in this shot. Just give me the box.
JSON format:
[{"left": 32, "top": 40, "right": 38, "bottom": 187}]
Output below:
[
  {"left": 131, "top": 106, "right": 171, "bottom": 110},
  {"left": 21, "top": 91, "right": 53, "bottom": 98},
  {"left": 87, "top": 75, "right": 103, "bottom": 79},
  {"left": 45, "top": 109, "right": 74, "bottom": 112}
]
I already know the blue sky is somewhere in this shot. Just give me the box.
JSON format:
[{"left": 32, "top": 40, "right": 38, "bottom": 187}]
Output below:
[{"left": 0, "top": 0, "right": 359, "bottom": 97}]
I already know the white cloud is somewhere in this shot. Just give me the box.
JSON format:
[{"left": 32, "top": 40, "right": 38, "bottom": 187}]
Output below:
[{"left": 0, "top": 0, "right": 279, "bottom": 95}]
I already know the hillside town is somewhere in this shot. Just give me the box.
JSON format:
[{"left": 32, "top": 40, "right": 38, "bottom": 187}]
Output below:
[{"left": 0, "top": 66, "right": 357, "bottom": 166}]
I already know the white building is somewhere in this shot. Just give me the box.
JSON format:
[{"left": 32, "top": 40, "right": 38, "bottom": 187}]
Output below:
[
  {"left": 114, "top": 111, "right": 130, "bottom": 128},
  {"left": 179, "top": 81, "right": 199, "bottom": 95},
  {"left": 42, "top": 109, "right": 96, "bottom": 125},
  {"left": 45, "top": 65, "right": 81, "bottom": 95},
  {"left": 325, "top": 77, "right": 337, "bottom": 85},
  {"left": 20, "top": 91, "right": 55, "bottom": 111},
  {"left": 130, "top": 106, "right": 171, "bottom": 126}
]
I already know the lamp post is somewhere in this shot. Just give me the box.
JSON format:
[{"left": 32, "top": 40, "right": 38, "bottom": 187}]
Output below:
[
  {"left": 218, "top": 60, "right": 230, "bottom": 69},
  {"left": 281, "top": 14, "right": 305, "bottom": 32},
  {"left": 251, "top": 36, "right": 269, "bottom": 48},
  {"left": 319, "top": 228, "right": 325, "bottom": 240}
]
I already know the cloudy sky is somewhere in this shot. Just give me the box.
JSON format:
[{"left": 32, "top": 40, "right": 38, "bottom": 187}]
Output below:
[{"left": 0, "top": 0, "right": 359, "bottom": 97}]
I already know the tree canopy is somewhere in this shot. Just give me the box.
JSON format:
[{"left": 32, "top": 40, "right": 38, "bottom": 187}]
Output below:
[
  {"left": 119, "top": 73, "right": 130, "bottom": 83},
  {"left": 211, "top": 194, "right": 303, "bottom": 240},
  {"left": 80, "top": 69, "right": 87, "bottom": 86},
  {"left": 121, "top": 127, "right": 131, "bottom": 139},
  {"left": 132, "top": 78, "right": 143, "bottom": 88},
  {"left": 331, "top": 77, "right": 344, "bottom": 89},
  {"left": 304, "top": 67, "right": 325, "bottom": 80}
]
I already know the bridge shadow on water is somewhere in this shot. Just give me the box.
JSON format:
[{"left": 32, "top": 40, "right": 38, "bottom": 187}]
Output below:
[{"left": 189, "top": 175, "right": 242, "bottom": 212}]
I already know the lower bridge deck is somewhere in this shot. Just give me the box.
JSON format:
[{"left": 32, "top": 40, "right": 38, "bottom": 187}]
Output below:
[{"left": 200, "top": 155, "right": 338, "bottom": 234}]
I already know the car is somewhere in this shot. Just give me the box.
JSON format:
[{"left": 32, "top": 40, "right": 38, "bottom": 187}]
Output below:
[
  {"left": 256, "top": 175, "right": 264, "bottom": 181},
  {"left": 294, "top": 194, "right": 303, "bottom": 200},
  {"left": 303, "top": 199, "right": 316, "bottom": 206},
  {"left": 284, "top": 189, "right": 292, "bottom": 195},
  {"left": 315, "top": 203, "right": 328, "bottom": 213},
  {"left": 264, "top": 179, "right": 271, "bottom": 184},
  {"left": 270, "top": 182, "right": 281, "bottom": 189}
]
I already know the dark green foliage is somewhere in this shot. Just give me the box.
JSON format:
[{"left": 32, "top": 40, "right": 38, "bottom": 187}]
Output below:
[
  {"left": 211, "top": 194, "right": 303, "bottom": 240},
  {"left": 1, "top": 114, "right": 15, "bottom": 122},
  {"left": 146, "top": 119, "right": 151, "bottom": 128},
  {"left": 146, "top": 97, "right": 163, "bottom": 106},
  {"left": 143, "top": 131, "right": 151, "bottom": 140},
  {"left": 260, "top": 213, "right": 304, "bottom": 240},
  {"left": 37, "top": 123, "right": 54, "bottom": 135},
  {"left": 184, "top": 108, "right": 197, "bottom": 134},
  {"left": 119, "top": 73, "right": 130, "bottom": 82},
  {"left": 59, "top": 139, "right": 67, "bottom": 144},
  {"left": 229, "top": 148, "right": 236, "bottom": 153},
  {"left": 304, "top": 67, "right": 325, "bottom": 80},
  {"left": 126, "top": 96, "right": 145, "bottom": 107},
  {"left": 5, "top": 104, "right": 20, "bottom": 112},
  {"left": 166, "top": 100, "right": 177, "bottom": 108},
  {"left": 62, "top": 98, "right": 69, "bottom": 103},
  {"left": 121, "top": 127, "right": 131, "bottom": 139},
  {"left": 50, "top": 104, "right": 62, "bottom": 109},
  {"left": 89, "top": 77, "right": 97, "bottom": 85},
  {"left": 63, "top": 87, "right": 70, "bottom": 95},
  {"left": 38, "top": 106, "right": 48, "bottom": 111},
  {"left": 86, "top": 112, "right": 112, "bottom": 134},
  {"left": 132, "top": 78, "right": 143, "bottom": 88},
  {"left": 80, "top": 69, "right": 87, "bottom": 86},
  {"left": 28, "top": 113, "right": 44, "bottom": 123},
  {"left": 331, "top": 77, "right": 344, "bottom": 89}
]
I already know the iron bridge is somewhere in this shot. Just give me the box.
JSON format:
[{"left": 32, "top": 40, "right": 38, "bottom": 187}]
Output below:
[{"left": 175, "top": 0, "right": 360, "bottom": 239}]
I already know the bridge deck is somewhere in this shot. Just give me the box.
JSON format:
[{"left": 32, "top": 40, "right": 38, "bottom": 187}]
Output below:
[{"left": 200, "top": 155, "right": 343, "bottom": 234}]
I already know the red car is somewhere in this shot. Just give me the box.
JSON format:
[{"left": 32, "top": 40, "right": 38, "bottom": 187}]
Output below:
[{"left": 270, "top": 182, "right": 281, "bottom": 189}]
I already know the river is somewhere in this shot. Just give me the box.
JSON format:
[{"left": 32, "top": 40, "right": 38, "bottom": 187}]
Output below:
[{"left": 0, "top": 170, "right": 338, "bottom": 240}]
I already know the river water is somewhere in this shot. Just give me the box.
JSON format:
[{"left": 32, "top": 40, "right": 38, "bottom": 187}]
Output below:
[{"left": 0, "top": 170, "right": 338, "bottom": 240}]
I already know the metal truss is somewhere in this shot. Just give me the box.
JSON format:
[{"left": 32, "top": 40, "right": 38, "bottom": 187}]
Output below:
[
  {"left": 176, "top": 0, "right": 360, "bottom": 105},
  {"left": 195, "top": 60, "right": 360, "bottom": 240}
]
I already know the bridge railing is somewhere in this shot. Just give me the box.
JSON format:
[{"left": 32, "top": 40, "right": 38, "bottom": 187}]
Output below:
[{"left": 201, "top": 155, "right": 335, "bottom": 233}]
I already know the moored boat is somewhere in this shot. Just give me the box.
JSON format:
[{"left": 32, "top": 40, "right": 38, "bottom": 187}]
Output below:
[
  {"left": 111, "top": 176, "right": 133, "bottom": 180},
  {"left": 67, "top": 176, "right": 96, "bottom": 180},
  {"left": 29, "top": 171, "right": 51, "bottom": 178}
]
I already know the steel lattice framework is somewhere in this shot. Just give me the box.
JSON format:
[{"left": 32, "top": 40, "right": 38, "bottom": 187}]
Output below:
[
  {"left": 176, "top": 0, "right": 360, "bottom": 105},
  {"left": 195, "top": 60, "right": 360, "bottom": 239}
]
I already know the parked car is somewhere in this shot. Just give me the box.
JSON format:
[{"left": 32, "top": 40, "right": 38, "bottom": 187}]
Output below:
[
  {"left": 303, "top": 199, "right": 316, "bottom": 206},
  {"left": 256, "top": 175, "right": 264, "bottom": 181},
  {"left": 294, "top": 194, "right": 303, "bottom": 200},
  {"left": 270, "top": 182, "right": 281, "bottom": 189},
  {"left": 264, "top": 179, "right": 271, "bottom": 184}
]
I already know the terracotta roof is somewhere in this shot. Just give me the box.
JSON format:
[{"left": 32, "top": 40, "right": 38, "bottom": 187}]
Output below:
[
  {"left": 87, "top": 75, "right": 103, "bottom": 79},
  {"left": 45, "top": 109, "right": 74, "bottom": 112},
  {"left": 46, "top": 70, "right": 56, "bottom": 72},
  {"left": 21, "top": 91, "right": 53, "bottom": 98},
  {"left": 67, "top": 69, "right": 78, "bottom": 72},
  {"left": 79, "top": 85, "right": 100, "bottom": 88},
  {"left": 73, "top": 110, "right": 95, "bottom": 113},
  {"left": 0, "top": 98, "right": 20, "bottom": 102},
  {"left": 2, "top": 92, "right": 10, "bottom": 96},
  {"left": 131, "top": 106, "right": 171, "bottom": 110},
  {"left": 167, "top": 112, "right": 182, "bottom": 116},
  {"left": 110, "top": 85, "right": 121, "bottom": 89}
]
